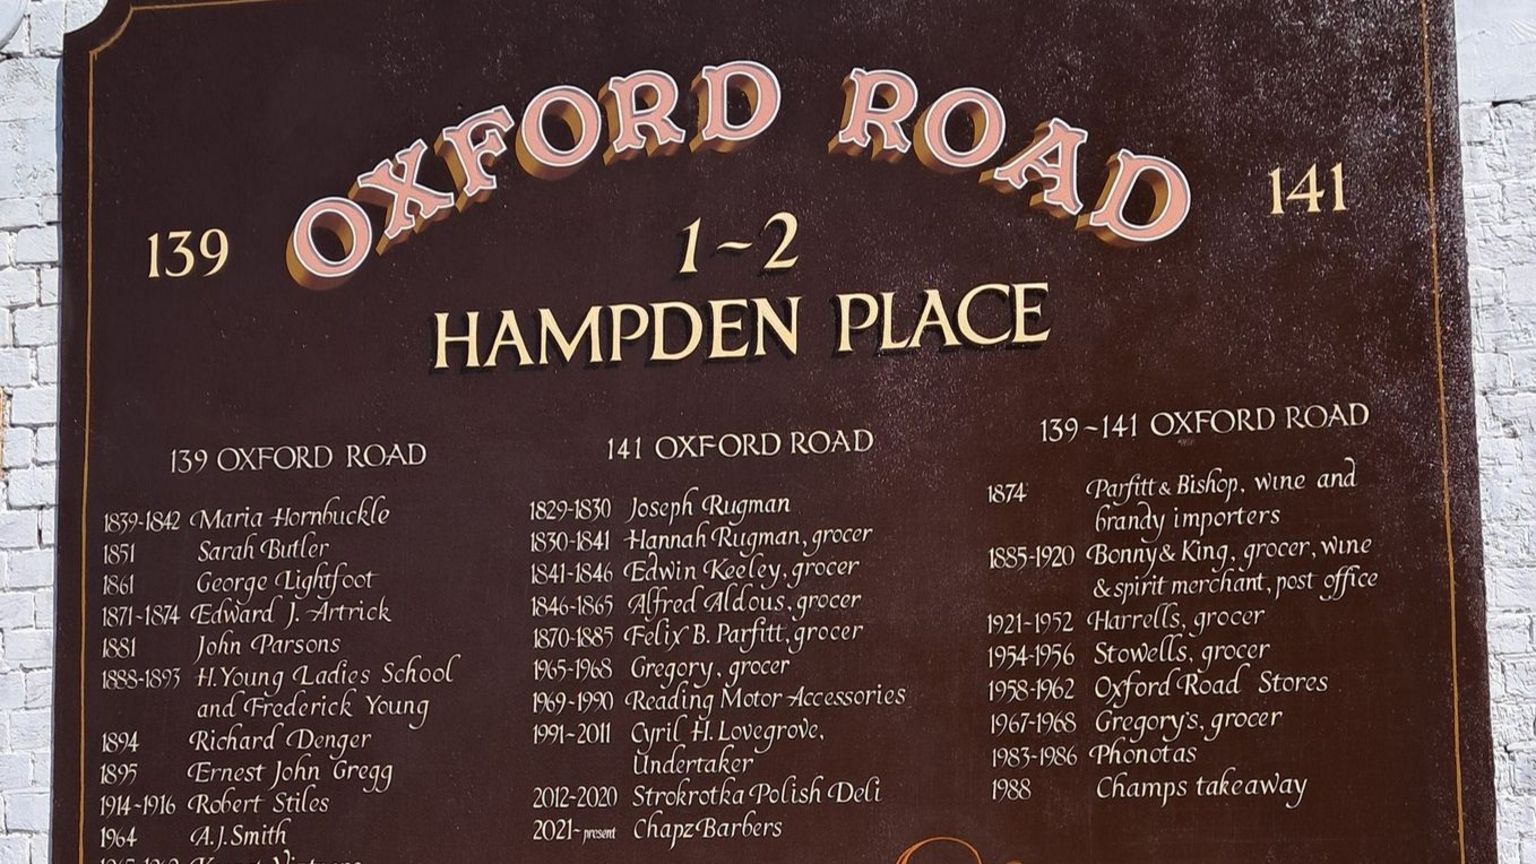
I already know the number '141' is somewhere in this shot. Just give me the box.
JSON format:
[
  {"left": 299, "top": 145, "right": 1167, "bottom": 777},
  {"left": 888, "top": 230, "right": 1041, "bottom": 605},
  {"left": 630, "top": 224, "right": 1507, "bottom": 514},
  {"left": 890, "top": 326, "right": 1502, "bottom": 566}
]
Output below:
[{"left": 1269, "top": 163, "right": 1346, "bottom": 215}]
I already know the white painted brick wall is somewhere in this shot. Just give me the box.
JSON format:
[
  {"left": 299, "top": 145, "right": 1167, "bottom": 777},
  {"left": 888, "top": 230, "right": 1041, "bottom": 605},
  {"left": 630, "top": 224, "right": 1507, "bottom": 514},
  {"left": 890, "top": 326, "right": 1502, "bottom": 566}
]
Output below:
[
  {"left": 0, "top": 0, "right": 1531, "bottom": 861},
  {"left": 1460, "top": 0, "right": 1536, "bottom": 856},
  {"left": 1465, "top": 94, "right": 1536, "bottom": 864},
  {"left": 0, "top": 0, "right": 95, "bottom": 857}
]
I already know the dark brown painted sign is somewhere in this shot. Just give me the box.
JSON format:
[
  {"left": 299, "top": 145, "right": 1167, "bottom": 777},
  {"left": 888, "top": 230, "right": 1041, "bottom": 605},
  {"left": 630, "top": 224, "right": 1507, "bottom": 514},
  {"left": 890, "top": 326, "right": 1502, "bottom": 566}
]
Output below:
[{"left": 55, "top": 2, "right": 1494, "bottom": 863}]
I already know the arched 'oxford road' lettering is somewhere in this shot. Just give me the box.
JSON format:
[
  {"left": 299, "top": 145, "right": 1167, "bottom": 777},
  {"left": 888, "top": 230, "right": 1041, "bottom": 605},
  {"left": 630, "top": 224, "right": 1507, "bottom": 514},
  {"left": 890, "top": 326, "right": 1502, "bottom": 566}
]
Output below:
[{"left": 286, "top": 62, "right": 1190, "bottom": 290}]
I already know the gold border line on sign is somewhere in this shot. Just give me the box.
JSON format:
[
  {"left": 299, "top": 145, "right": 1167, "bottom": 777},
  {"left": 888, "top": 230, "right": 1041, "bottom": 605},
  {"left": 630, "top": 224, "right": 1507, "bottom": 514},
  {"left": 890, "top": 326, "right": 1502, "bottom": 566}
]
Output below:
[
  {"left": 1416, "top": 0, "right": 1466, "bottom": 861},
  {"left": 78, "top": 1, "right": 1465, "bottom": 863}
]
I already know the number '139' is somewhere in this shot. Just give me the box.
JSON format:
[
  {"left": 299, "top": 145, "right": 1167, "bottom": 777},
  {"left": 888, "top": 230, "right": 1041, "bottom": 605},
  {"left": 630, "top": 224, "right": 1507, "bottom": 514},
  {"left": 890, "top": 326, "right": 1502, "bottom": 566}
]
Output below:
[{"left": 147, "top": 229, "right": 229, "bottom": 278}]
